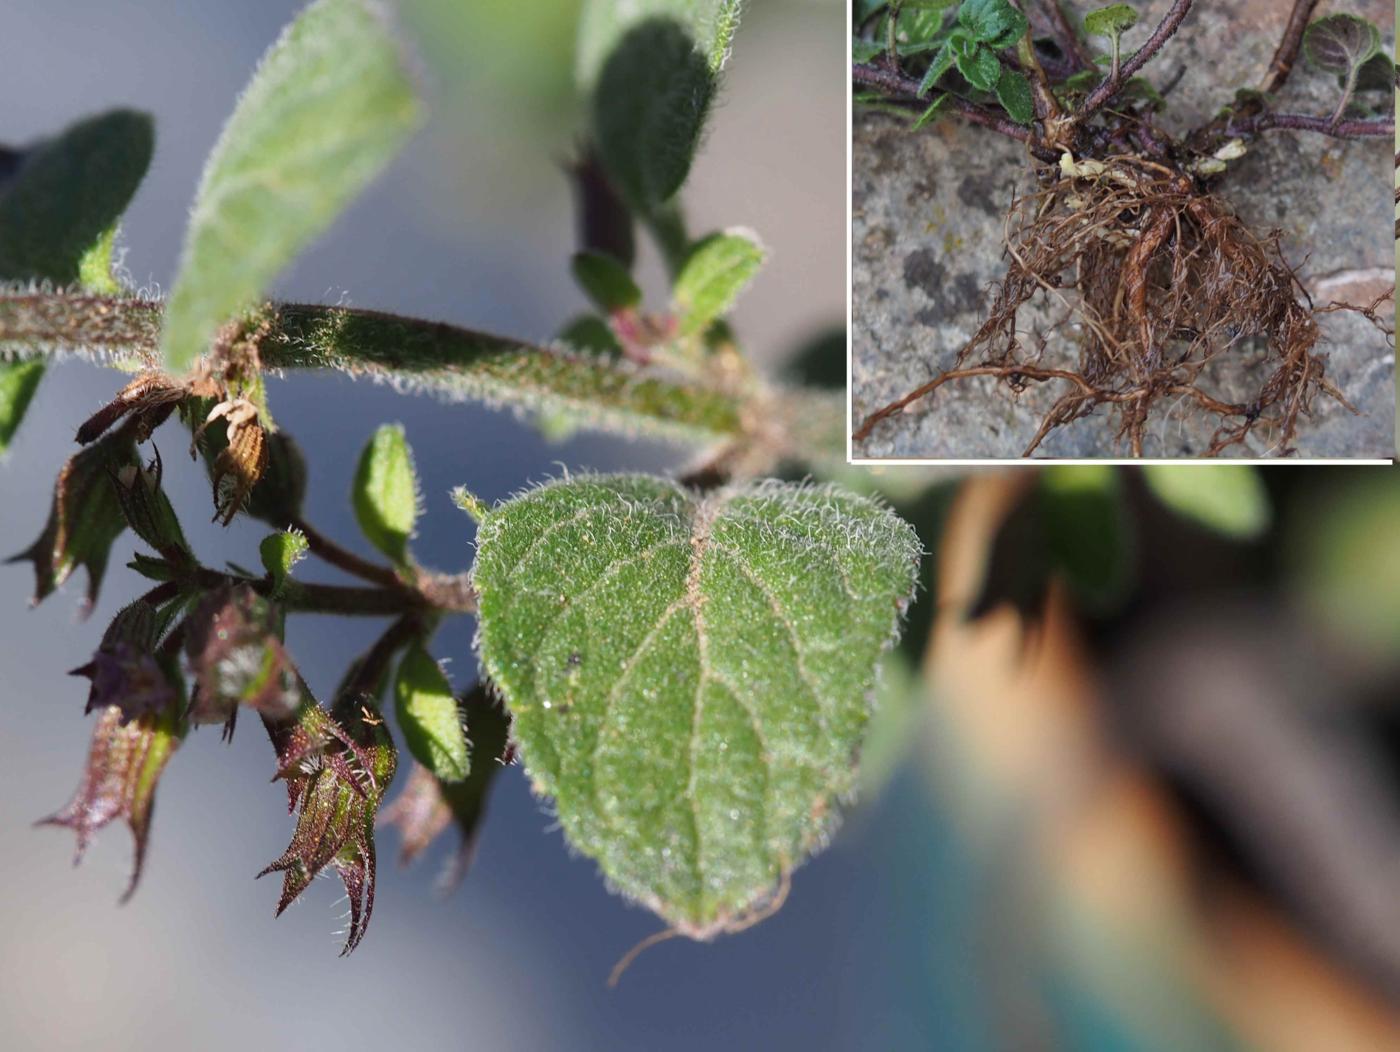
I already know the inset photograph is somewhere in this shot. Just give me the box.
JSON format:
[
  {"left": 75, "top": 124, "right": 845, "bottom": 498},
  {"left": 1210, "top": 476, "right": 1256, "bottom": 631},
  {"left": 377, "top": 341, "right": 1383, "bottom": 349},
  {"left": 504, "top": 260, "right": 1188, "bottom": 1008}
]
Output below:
[{"left": 851, "top": 0, "right": 1395, "bottom": 459}]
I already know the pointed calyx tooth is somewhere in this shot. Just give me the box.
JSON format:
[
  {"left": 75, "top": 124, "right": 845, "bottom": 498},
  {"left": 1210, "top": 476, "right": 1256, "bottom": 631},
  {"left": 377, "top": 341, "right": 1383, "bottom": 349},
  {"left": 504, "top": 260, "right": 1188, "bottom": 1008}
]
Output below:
[{"left": 258, "top": 694, "right": 397, "bottom": 954}]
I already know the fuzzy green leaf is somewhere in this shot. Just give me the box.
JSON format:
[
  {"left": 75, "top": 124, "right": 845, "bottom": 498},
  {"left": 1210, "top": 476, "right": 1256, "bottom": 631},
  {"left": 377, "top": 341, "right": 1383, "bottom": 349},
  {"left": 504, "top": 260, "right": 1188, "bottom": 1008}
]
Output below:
[
  {"left": 995, "top": 67, "right": 1034, "bottom": 124},
  {"left": 571, "top": 251, "right": 642, "bottom": 313},
  {"left": 583, "top": 0, "right": 740, "bottom": 211},
  {"left": 672, "top": 230, "right": 766, "bottom": 337},
  {"left": 1083, "top": 3, "right": 1139, "bottom": 40},
  {"left": 953, "top": 39, "right": 1001, "bottom": 93},
  {"left": 853, "top": 39, "right": 885, "bottom": 63},
  {"left": 957, "top": 0, "right": 1028, "bottom": 49},
  {"left": 0, "top": 359, "right": 44, "bottom": 455},
  {"left": 577, "top": 0, "right": 741, "bottom": 90},
  {"left": 352, "top": 424, "right": 418, "bottom": 567},
  {"left": 1302, "top": 14, "right": 1380, "bottom": 76},
  {"left": 160, "top": 0, "right": 422, "bottom": 370},
  {"left": 0, "top": 109, "right": 153, "bottom": 287},
  {"left": 590, "top": 14, "right": 726, "bottom": 210},
  {"left": 0, "top": 110, "right": 152, "bottom": 446},
  {"left": 260, "top": 530, "right": 309, "bottom": 594},
  {"left": 912, "top": 92, "right": 954, "bottom": 130},
  {"left": 918, "top": 40, "right": 958, "bottom": 95},
  {"left": 472, "top": 475, "right": 921, "bottom": 934},
  {"left": 1142, "top": 465, "right": 1270, "bottom": 541},
  {"left": 394, "top": 643, "right": 470, "bottom": 783}
]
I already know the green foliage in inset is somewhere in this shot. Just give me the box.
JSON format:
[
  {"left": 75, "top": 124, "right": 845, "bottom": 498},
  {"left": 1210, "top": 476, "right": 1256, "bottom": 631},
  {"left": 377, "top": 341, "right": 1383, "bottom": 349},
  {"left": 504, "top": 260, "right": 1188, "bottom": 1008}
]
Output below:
[
  {"left": 853, "top": 38, "right": 884, "bottom": 63},
  {"left": 918, "top": 44, "right": 958, "bottom": 95},
  {"left": 912, "top": 93, "right": 954, "bottom": 129},
  {"left": 1142, "top": 465, "right": 1270, "bottom": 541},
  {"left": 394, "top": 643, "right": 470, "bottom": 782},
  {"left": 160, "top": 0, "right": 422, "bottom": 370},
  {"left": 353, "top": 424, "right": 419, "bottom": 568},
  {"left": 672, "top": 230, "right": 766, "bottom": 337},
  {"left": 906, "top": 0, "right": 1025, "bottom": 100},
  {"left": 472, "top": 475, "right": 920, "bottom": 933}
]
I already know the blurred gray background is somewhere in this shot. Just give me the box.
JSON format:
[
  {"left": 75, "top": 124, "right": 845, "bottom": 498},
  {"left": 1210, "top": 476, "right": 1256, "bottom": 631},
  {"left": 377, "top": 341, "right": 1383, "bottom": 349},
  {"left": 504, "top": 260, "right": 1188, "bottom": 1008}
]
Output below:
[{"left": 0, "top": 3, "right": 960, "bottom": 1050}]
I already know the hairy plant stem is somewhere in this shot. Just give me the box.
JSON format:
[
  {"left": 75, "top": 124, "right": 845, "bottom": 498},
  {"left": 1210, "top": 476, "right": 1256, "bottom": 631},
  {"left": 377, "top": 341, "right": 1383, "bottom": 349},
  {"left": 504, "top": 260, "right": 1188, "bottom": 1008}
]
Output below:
[
  {"left": 0, "top": 291, "right": 834, "bottom": 470},
  {"left": 185, "top": 566, "right": 467, "bottom": 617}
]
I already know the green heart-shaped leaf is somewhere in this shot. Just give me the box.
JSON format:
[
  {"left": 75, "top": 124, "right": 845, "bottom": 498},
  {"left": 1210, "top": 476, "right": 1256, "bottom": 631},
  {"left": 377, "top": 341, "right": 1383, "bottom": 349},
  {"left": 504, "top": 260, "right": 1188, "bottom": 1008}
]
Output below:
[
  {"left": 1084, "top": 3, "right": 1139, "bottom": 41},
  {"left": 1303, "top": 14, "right": 1380, "bottom": 76},
  {"left": 953, "top": 39, "right": 1001, "bottom": 93},
  {"left": 472, "top": 475, "right": 920, "bottom": 934}
]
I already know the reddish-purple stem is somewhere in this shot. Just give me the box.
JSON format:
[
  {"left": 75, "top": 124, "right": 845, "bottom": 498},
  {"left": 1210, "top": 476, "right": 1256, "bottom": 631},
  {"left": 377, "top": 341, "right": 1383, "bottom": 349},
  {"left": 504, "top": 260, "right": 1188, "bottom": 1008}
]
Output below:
[
  {"left": 853, "top": 62, "right": 1032, "bottom": 143},
  {"left": 1226, "top": 112, "right": 1394, "bottom": 139}
]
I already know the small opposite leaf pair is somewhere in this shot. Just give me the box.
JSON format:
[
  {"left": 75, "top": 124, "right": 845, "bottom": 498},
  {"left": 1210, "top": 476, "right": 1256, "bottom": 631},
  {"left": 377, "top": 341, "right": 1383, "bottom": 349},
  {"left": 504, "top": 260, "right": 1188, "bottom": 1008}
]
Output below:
[{"left": 918, "top": 0, "right": 1028, "bottom": 96}]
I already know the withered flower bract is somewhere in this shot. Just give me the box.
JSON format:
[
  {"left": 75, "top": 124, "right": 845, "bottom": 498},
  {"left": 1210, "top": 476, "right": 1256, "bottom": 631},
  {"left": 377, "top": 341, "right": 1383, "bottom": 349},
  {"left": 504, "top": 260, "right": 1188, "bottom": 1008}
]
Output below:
[
  {"left": 7, "top": 426, "right": 135, "bottom": 609},
  {"left": 76, "top": 373, "right": 186, "bottom": 445},
  {"left": 192, "top": 397, "right": 269, "bottom": 526},
  {"left": 39, "top": 674, "right": 185, "bottom": 901}
]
